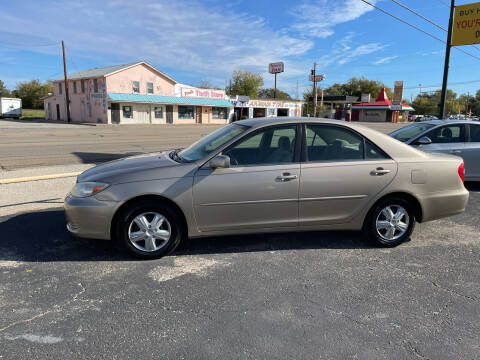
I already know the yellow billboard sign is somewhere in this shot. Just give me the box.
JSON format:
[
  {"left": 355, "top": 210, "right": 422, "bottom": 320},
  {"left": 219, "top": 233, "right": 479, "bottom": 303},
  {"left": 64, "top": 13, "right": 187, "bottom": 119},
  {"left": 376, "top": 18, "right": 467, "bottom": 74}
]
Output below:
[{"left": 452, "top": 2, "right": 480, "bottom": 46}]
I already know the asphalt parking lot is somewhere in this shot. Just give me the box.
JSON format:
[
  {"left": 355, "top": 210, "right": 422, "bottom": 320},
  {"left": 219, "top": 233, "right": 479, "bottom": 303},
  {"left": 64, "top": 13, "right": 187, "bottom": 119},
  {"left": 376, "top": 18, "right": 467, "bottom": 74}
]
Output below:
[{"left": 1, "top": 120, "right": 479, "bottom": 359}]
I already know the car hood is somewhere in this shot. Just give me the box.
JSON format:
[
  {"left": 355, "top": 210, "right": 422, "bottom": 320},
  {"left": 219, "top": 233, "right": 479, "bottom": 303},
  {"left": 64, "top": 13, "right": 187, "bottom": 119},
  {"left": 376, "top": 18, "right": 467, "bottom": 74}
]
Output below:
[{"left": 77, "top": 151, "right": 198, "bottom": 184}]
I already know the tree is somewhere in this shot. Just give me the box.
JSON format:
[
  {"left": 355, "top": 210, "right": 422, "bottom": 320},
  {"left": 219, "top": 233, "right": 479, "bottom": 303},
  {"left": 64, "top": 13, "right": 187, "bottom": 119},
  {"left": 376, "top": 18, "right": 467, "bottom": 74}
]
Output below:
[
  {"left": 13, "top": 80, "right": 53, "bottom": 109},
  {"left": 196, "top": 80, "right": 213, "bottom": 89},
  {"left": 0, "top": 80, "right": 10, "bottom": 97},
  {"left": 324, "top": 77, "right": 393, "bottom": 99},
  {"left": 258, "top": 88, "right": 292, "bottom": 100},
  {"left": 411, "top": 89, "right": 459, "bottom": 116},
  {"left": 226, "top": 70, "right": 264, "bottom": 98}
]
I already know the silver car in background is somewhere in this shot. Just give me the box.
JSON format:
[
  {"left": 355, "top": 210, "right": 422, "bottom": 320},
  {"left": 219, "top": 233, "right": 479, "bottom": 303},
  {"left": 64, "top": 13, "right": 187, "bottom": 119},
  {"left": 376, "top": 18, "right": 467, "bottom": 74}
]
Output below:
[
  {"left": 390, "top": 120, "right": 480, "bottom": 181},
  {"left": 65, "top": 118, "right": 469, "bottom": 259}
]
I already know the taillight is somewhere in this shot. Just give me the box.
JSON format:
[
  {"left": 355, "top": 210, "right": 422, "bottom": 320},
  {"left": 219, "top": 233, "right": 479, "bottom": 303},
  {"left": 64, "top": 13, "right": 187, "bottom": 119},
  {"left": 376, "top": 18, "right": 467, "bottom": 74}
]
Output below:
[{"left": 458, "top": 162, "right": 465, "bottom": 183}]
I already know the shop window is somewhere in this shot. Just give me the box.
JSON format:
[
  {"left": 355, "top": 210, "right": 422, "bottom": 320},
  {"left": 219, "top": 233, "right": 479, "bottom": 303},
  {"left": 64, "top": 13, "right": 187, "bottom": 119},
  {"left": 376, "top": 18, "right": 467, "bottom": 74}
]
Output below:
[
  {"left": 154, "top": 106, "right": 163, "bottom": 118},
  {"left": 147, "top": 82, "right": 154, "bottom": 94},
  {"left": 59, "top": 83, "right": 62, "bottom": 95},
  {"left": 178, "top": 105, "right": 194, "bottom": 119},
  {"left": 73, "top": 81, "right": 77, "bottom": 94},
  {"left": 81, "top": 79, "right": 85, "bottom": 93},
  {"left": 123, "top": 106, "right": 133, "bottom": 118},
  {"left": 132, "top": 81, "right": 140, "bottom": 93},
  {"left": 267, "top": 108, "right": 276, "bottom": 117},
  {"left": 93, "top": 79, "right": 98, "bottom": 93},
  {"left": 212, "top": 107, "right": 228, "bottom": 120}
]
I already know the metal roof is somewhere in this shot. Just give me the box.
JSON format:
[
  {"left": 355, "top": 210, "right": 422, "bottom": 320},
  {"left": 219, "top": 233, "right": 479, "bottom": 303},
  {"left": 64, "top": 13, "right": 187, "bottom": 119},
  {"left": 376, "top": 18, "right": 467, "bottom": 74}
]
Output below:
[
  {"left": 54, "top": 62, "right": 139, "bottom": 81},
  {"left": 54, "top": 61, "right": 176, "bottom": 83},
  {"left": 108, "top": 93, "right": 233, "bottom": 107}
]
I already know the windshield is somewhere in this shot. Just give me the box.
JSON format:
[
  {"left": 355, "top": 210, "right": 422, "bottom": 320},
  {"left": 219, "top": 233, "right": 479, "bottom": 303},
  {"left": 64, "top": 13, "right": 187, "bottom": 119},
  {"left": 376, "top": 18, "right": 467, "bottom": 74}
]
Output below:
[
  {"left": 389, "top": 123, "right": 436, "bottom": 143},
  {"left": 178, "top": 123, "right": 249, "bottom": 162}
]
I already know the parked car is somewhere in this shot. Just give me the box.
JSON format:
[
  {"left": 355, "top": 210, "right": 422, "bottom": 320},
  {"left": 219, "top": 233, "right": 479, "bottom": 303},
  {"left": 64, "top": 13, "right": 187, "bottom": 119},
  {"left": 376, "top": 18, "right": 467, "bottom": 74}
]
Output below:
[
  {"left": 390, "top": 120, "right": 480, "bottom": 181},
  {"left": 0, "top": 97, "right": 22, "bottom": 119},
  {"left": 65, "top": 118, "right": 469, "bottom": 259}
]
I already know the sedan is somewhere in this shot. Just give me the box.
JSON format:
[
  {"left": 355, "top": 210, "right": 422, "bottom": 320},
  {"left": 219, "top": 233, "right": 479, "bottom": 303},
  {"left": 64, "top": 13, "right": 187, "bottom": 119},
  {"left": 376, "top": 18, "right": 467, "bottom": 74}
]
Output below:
[
  {"left": 390, "top": 119, "right": 480, "bottom": 181},
  {"left": 65, "top": 118, "right": 469, "bottom": 259}
]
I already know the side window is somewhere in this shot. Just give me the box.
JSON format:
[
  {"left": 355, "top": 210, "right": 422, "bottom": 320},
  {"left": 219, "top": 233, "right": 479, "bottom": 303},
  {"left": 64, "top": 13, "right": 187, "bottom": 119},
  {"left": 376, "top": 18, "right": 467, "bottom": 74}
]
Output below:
[
  {"left": 306, "top": 125, "right": 363, "bottom": 161},
  {"left": 469, "top": 125, "right": 480, "bottom": 142},
  {"left": 365, "top": 139, "right": 389, "bottom": 160},
  {"left": 425, "top": 124, "right": 465, "bottom": 143},
  {"left": 224, "top": 125, "right": 297, "bottom": 166}
]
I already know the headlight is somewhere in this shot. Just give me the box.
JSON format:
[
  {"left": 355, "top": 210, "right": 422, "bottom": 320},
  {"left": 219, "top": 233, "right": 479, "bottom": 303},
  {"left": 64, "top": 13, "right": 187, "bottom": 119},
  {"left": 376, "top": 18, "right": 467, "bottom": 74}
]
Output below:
[{"left": 70, "top": 182, "right": 110, "bottom": 198}]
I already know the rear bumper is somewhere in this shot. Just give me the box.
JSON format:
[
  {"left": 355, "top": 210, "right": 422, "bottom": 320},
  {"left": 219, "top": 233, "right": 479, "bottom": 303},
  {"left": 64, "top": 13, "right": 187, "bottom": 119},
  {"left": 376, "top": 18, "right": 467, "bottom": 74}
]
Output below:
[
  {"left": 419, "top": 187, "right": 469, "bottom": 222},
  {"left": 64, "top": 194, "right": 117, "bottom": 240}
]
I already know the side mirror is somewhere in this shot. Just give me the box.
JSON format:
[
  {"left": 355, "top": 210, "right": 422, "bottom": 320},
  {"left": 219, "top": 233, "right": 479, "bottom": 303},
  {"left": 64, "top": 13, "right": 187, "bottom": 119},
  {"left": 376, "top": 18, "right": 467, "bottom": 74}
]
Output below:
[
  {"left": 208, "top": 155, "right": 230, "bottom": 169},
  {"left": 415, "top": 136, "right": 432, "bottom": 145}
]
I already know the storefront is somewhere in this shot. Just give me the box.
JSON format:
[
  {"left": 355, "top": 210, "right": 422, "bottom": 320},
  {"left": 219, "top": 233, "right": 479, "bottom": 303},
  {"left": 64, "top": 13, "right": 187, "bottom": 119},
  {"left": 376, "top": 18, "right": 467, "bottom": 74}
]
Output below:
[
  {"left": 231, "top": 97, "right": 303, "bottom": 121},
  {"left": 351, "top": 88, "right": 414, "bottom": 122}
]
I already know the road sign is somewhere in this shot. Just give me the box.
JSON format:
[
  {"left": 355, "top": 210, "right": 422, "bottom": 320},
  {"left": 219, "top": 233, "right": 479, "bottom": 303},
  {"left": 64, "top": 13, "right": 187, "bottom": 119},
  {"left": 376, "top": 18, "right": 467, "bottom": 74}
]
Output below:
[
  {"left": 392, "top": 81, "right": 404, "bottom": 105},
  {"left": 452, "top": 2, "right": 480, "bottom": 46},
  {"left": 309, "top": 74, "right": 325, "bottom": 82},
  {"left": 268, "top": 62, "right": 284, "bottom": 74},
  {"left": 361, "top": 93, "right": 371, "bottom": 103},
  {"left": 391, "top": 104, "right": 402, "bottom": 111}
]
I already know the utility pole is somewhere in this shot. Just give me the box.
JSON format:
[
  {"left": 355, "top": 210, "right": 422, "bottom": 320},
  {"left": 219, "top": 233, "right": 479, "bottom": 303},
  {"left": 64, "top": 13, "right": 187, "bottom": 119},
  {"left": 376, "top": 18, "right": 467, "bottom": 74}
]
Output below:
[
  {"left": 312, "top": 62, "right": 317, "bottom": 117},
  {"left": 274, "top": 73, "right": 277, "bottom": 99},
  {"left": 295, "top": 80, "right": 299, "bottom": 100},
  {"left": 418, "top": 83, "right": 422, "bottom": 95},
  {"left": 62, "top": 40, "right": 71, "bottom": 123},
  {"left": 439, "top": 0, "right": 455, "bottom": 119}
]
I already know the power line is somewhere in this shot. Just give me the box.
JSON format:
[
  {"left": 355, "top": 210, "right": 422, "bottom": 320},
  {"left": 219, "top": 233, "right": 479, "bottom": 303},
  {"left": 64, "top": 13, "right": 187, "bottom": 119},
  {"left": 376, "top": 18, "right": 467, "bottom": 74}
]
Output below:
[
  {"left": 358, "top": 0, "right": 480, "bottom": 61},
  {"left": 404, "top": 79, "right": 480, "bottom": 89},
  {"left": 390, "top": 0, "right": 480, "bottom": 53},
  {"left": 436, "top": 0, "right": 451, "bottom": 8},
  {"left": 0, "top": 40, "right": 60, "bottom": 47}
]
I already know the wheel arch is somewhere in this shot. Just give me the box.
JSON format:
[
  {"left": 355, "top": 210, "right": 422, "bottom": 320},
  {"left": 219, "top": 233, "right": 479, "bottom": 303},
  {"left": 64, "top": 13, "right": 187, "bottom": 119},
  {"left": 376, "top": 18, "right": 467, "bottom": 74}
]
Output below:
[
  {"left": 110, "top": 194, "right": 189, "bottom": 242},
  {"left": 364, "top": 191, "right": 423, "bottom": 227}
]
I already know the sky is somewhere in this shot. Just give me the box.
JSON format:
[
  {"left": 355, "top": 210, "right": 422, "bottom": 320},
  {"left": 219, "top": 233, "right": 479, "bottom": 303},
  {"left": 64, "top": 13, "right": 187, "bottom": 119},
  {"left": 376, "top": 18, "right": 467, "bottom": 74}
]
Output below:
[{"left": 1, "top": 0, "right": 480, "bottom": 100}]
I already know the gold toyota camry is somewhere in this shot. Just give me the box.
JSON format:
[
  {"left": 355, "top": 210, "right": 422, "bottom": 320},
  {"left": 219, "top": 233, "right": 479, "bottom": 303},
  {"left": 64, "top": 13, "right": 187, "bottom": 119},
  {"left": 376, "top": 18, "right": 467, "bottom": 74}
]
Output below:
[{"left": 65, "top": 118, "right": 469, "bottom": 259}]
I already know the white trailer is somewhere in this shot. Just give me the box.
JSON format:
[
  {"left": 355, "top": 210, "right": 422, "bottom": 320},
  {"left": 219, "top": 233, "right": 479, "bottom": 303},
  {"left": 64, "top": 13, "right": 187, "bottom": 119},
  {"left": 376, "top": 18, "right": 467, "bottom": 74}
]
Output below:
[{"left": 0, "top": 97, "right": 22, "bottom": 118}]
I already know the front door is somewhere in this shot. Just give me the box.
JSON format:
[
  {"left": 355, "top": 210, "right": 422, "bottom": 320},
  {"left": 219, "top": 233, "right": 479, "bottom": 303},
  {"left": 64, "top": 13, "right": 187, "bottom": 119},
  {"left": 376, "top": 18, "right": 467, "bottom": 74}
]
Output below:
[
  {"left": 299, "top": 124, "right": 397, "bottom": 226},
  {"left": 56, "top": 104, "right": 60, "bottom": 120},
  {"left": 195, "top": 106, "right": 202, "bottom": 123},
  {"left": 166, "top": 105, "right": 173, "bottom": 124},
  {"left": 111, "top": 103, "right": 120, "bottom": 124},
  {"left": 193, "top": 124, "right": 300, "bottom": 232}
]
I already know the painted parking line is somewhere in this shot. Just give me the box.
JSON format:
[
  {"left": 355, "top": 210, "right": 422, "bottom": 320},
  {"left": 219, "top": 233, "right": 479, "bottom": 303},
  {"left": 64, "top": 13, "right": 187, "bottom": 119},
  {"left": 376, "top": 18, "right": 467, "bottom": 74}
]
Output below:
[{"left": 0, "top": 172, "right": 81, "bottom": 184}]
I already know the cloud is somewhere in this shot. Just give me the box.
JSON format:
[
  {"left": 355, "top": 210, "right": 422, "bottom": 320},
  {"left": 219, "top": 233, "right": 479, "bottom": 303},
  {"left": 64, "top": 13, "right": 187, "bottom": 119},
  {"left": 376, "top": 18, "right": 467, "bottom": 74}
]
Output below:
[
  {"left": 291, "top": 0, "right": 378, "bottom": 38},
  {"left": 372, "top": 55, "right": 398, "bottom": 64},
  {"left": 0, "top": 0, "right": 313, "bottom": 81}
]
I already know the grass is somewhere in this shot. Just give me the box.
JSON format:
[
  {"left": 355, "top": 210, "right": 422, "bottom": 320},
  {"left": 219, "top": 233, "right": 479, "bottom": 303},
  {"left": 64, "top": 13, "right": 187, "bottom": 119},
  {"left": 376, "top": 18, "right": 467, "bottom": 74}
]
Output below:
[{"left": 20, "top": 109, "right": 45, "bottom": 119}]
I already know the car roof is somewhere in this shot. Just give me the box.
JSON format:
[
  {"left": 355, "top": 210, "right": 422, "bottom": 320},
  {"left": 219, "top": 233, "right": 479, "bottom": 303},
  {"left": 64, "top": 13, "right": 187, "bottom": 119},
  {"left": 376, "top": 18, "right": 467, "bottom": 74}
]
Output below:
[
  {"left": 420, "top": 119, "right": 476, "bottom": 125},
  {"left": 236, "top": 116, "right": 362, "bottom": 128}
]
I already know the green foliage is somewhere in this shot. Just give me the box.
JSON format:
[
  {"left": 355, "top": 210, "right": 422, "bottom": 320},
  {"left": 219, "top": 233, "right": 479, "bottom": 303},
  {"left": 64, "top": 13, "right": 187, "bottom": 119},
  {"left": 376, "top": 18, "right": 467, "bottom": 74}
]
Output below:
[
  {"left": 258, "top": 88, "right": 292, "bottom": 100},
  {"left": 0, "top": 80, "right": 11, "bottom": 97},
  {"left": 12, "top": 80, "right": 53, "bottom": 109},
  {"left": 226, "top": 70, "right": 264, "bottom": 98},
  {"left": 411, "top": 89, "right": 469, "bottom": 116},
  {"left": 324, "top": 77, "right": 393, "bottom": 99}
]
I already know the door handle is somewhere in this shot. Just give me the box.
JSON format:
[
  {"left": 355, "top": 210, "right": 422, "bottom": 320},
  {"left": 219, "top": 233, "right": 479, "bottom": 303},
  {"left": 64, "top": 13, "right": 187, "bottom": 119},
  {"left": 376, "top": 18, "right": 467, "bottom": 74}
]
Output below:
[
  {"left": 276, "top": 173, "right": 298, "bottom": 182},
  {"left": 371, "top": 167, "right": 391, "bottom": 176}
]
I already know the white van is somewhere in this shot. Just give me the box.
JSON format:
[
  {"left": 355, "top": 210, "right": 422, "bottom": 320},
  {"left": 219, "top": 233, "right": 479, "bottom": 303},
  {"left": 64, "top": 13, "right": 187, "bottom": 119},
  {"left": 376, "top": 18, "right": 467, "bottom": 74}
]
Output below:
[{"left": 0, "top": 97, "right": 22, "bottom": 118}]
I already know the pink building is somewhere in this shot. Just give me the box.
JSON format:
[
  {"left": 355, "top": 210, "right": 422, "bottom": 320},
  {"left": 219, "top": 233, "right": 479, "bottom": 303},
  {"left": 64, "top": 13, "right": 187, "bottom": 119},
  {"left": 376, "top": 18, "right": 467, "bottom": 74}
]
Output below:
[{"left": 44, "top": 61, "right": 233, "bottom": 124}]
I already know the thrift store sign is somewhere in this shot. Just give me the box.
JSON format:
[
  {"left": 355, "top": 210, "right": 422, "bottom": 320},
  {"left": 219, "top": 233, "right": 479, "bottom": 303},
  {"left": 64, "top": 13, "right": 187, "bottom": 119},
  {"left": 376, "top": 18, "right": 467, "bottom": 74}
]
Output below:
[
  {"left": 452, "top": 2, "right": 480, "bottom": 46},
  {"left": 181, "top": 87, "right": 225, "bottom": 99}
]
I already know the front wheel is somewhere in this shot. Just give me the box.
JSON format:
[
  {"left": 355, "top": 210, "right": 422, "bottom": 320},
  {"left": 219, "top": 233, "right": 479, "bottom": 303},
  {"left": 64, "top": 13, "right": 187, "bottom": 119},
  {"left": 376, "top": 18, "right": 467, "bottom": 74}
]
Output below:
[
  {"left": 116, "top": 200, "right": 183, "bottom": 259},
  {"left": 364, "top": 197, "right": 415, "bottom": 247}
]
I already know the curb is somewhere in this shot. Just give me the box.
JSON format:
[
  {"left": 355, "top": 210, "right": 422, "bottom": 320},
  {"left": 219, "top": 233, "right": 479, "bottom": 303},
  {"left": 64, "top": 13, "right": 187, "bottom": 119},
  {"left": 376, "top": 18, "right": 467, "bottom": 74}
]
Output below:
[{"left": 0, "top": 172, "right": 81, "bottom": 184}]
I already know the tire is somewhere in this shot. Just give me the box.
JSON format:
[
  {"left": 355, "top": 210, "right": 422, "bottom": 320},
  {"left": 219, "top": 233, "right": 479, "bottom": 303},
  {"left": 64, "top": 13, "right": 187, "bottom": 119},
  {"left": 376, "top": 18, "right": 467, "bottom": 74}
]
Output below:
[
  {"left": 116, "top": 200, "right": 184, "bottom": 259},
  {"left": 363, "top": 196, "right": 416, "bottom": 247}
]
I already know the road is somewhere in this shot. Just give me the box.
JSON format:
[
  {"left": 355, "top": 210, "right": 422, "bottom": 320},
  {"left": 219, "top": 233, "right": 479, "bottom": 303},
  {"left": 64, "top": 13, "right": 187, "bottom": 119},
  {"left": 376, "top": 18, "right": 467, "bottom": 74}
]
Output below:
[
  {"left": 0, "top": 119, "right": 405, "bottom": 171},
  {"left": 1, "top": 119, "right": 479, "bottom": 359}
]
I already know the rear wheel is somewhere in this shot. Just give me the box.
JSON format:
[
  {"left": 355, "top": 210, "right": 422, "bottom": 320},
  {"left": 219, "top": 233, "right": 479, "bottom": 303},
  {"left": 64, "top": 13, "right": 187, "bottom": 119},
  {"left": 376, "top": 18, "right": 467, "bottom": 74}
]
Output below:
[
  {"left": 116, "top": 200, "right": 183, "bottom": 259},
  {"left": 364, "top": 197, "right": 415, "bottom": 247}
]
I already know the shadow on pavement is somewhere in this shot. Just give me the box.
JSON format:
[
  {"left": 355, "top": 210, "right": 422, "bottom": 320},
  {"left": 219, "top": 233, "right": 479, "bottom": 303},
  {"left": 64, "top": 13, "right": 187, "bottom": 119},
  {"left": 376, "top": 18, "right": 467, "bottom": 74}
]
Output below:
[
  {"left": 0, "top": 208, "right": 372, "bottom": 263},
  {"left": 72, "top": 151, "right": 144, "bottom": 165}
]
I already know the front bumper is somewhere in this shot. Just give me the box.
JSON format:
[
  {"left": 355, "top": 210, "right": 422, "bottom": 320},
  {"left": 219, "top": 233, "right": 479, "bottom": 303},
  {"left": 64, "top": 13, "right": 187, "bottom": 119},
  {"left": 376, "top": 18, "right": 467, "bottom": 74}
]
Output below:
[{"left": 64, "top": 193, "right": 118, "bottom": 240}]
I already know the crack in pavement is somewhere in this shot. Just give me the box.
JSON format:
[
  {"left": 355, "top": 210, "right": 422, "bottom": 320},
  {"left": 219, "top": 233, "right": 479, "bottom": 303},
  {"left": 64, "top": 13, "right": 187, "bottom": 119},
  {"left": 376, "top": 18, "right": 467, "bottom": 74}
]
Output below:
[{"left": 0, "top": 282, "right": 98, "bottom": 333}]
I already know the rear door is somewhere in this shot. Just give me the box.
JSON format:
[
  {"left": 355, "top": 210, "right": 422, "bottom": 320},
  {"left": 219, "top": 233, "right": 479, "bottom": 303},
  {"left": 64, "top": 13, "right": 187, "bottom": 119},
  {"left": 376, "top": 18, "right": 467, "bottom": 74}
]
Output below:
[
  {"left": 299, "top": 124, "right": 397, "bottom": 227},
  {"left": 414, "top": 123, "right": 466, "bottom": 156},
  {"left": 464, "top": 124, "right": 480, "bottom": 180}
]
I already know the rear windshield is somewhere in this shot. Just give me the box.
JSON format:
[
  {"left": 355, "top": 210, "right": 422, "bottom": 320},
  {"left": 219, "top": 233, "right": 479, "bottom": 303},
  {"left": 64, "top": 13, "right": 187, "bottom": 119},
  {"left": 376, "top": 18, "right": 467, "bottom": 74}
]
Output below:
[{"left": 389, "top": 123, "right": 436, "bottom": 142}]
